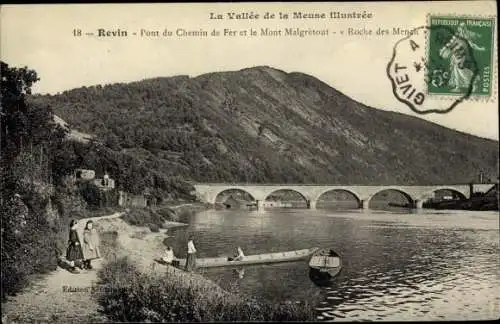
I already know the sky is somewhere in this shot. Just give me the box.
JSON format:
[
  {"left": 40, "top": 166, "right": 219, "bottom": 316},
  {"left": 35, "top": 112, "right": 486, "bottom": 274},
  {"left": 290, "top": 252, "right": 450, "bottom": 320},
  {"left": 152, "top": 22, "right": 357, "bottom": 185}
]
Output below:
[{"left": 1, "top": 2, "right": 498, "bottom": 140}]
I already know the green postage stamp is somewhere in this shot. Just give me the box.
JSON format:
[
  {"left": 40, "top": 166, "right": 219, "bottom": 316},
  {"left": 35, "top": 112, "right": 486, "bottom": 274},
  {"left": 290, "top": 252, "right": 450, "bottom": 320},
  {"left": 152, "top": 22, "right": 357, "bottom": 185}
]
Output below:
[
  {"left": 387, "top": 14, "right": 496, "bottom": 114},
  {"left": 427, "top": 15, "right": 495, "bottom": 97}
]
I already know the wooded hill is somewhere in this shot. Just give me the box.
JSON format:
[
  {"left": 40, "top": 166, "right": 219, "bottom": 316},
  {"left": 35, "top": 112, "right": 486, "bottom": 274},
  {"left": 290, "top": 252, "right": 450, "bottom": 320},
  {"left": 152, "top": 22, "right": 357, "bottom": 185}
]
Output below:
[{"left": 30, "top": 66, "right": 499, "bottom": 198}]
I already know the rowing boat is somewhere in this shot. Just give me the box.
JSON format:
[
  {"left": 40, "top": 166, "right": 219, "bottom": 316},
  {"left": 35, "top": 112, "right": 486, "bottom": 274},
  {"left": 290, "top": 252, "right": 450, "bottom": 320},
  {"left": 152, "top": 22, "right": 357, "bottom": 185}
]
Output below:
[
  {"left": 308, "top": 248, "right": 342, "bottom": 281},
  {"left": 176, "top": 247, "right": 319, "bottom": 268}
]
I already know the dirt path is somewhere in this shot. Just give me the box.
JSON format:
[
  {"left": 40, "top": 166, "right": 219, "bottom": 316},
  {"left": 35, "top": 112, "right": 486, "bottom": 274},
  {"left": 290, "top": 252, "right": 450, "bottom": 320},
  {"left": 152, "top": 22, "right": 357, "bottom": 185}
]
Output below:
[{"left": 1, "top": 212, "right": 124, "bottom": 324}]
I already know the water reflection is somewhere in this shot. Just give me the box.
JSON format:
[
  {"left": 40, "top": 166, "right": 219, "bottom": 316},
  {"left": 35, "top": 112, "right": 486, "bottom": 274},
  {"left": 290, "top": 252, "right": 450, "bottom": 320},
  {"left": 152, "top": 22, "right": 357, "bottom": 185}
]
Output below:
[
  {"left": 234, "top": 268, "right": 245, "bottom": 279},
  {"left": 167, "top": 208, "right": 499, "bottom": 321}
]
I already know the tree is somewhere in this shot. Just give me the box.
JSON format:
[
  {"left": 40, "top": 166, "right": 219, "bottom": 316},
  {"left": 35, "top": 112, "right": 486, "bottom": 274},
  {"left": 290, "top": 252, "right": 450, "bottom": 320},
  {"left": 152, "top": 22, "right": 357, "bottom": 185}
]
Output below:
[
  {"left": 104, "top": 132, "right": 121, "bottom": 151},
  {"left": 1, "top": 62, "right": 68, "bottom": 197},
  {"left": 1, "top": 62, "right": 68, "bottom": 300},
  {"left": 1, "top": 61, "right": 40, "bottom": 165}
]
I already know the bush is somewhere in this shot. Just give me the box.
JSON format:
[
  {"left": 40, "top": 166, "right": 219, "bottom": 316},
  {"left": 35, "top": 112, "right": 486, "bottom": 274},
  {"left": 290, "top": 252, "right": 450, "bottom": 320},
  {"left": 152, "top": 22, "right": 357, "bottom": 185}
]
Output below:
[
  {"left": 1, "top": 193, "right": 58, "bottom": 299},
  {"left": 96, "top": 257, "right": 315, "bottom": 322},
  {"left": 121, "top": 208, "right": 151, "bottom": 226},
  {"left": 121, "top": 207, "right": 181, "bottom": 229},
  {"left": 156, "top": 207, "right": 180, "bottom": 222},
  {"left": 148, "top": 223, "right": 160, "bottom": 232},
  {"left": 176, "top": 207, "right": 194, "bottom": 219},
  {"left": 78, "top": 182, "right": 119, "bottom": 208},
  {"left": 99, "top": 231, "right": 119, "bottom": 259},
  {"left": 79, "top": 182, "right": 102, "bottom": 207}
]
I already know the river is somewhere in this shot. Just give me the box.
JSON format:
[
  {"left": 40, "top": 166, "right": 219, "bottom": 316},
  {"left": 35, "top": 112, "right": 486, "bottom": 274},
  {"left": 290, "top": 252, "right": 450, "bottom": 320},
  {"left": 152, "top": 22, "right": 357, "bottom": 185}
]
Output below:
[{"left": 166, "top": 207, "right": 499, "bottom": 321}]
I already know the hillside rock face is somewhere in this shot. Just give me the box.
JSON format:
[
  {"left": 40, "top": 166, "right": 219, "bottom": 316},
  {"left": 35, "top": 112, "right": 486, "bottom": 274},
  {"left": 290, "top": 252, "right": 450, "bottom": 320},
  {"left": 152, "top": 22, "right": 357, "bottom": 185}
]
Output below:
[{"left": 36, "top": 66, "right": 498, "bottom": 185}]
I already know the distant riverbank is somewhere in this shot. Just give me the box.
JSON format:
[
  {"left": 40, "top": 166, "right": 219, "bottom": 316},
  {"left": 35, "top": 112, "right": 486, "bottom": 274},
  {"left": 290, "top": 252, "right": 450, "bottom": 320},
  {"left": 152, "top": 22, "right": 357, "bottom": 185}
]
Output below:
[{"left": 424, "top": 185, "right": 499, "bottom": 211}]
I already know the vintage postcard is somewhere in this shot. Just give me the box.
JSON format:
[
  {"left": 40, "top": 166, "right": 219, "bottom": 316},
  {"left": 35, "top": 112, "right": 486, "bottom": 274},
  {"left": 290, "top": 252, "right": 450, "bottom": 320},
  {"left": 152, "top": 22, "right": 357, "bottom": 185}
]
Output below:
[{"left": 1, "top": 2, "right": 498, "bottom": 323}]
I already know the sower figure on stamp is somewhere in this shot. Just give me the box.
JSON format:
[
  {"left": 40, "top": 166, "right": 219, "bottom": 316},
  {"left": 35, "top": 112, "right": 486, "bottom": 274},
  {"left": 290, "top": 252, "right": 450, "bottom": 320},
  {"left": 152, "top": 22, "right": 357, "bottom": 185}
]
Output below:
[
  {"left": 185, "top": 235, "right": 197, "bottom": 272},
  {"left": 439, "top": 23, "right": 485, "bottom": 93},
  {"left": 82, "top": 220, "right": 101, "bottom": 270},
  {"left": 456, "top": 22, "right": 486, "bottom": 51}
]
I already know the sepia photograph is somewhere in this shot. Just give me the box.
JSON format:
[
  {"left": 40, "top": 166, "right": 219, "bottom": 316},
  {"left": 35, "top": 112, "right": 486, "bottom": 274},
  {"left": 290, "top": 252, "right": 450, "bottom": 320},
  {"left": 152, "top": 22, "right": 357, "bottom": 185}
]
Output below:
[{"left": 1, "top": 1, "right": 498, "bottom": 323}]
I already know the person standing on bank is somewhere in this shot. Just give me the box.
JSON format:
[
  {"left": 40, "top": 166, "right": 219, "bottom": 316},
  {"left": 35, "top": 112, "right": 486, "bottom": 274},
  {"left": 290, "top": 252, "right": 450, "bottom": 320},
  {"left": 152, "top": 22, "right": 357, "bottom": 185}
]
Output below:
[
  {"left": 82, "top": 220, "right": 101, "bottom": 270},
  {"left": 185, "top": 235, "right": 197, "bottom": 272},
  {"left": 66, "top": 219, "right": 84, "bottom": 272}
]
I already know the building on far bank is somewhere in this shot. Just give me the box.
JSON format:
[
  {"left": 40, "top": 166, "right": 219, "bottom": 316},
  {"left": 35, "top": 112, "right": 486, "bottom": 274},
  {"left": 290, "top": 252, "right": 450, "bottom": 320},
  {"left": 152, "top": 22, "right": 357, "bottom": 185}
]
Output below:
[
  {"left": 93, "top": 172, "right": 115, "bottom": 190},
  {"left": 74, "top": 169, "right": 96, "bottom": 181},
  {"left": 118, "top": 191, "right": 157, "bottom": 208},
  {"left": 73, "top": 169, "right": 115, "bottom": 190},
  {"left": 263, "top": 201, "right": 293, "bottom": 208}
]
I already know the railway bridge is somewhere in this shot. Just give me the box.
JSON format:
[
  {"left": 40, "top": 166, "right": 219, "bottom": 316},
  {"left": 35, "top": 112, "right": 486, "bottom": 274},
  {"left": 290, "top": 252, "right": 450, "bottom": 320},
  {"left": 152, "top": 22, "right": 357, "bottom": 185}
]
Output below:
[{"left": 193, "top": 183, "right": 496, "bottom": 210}]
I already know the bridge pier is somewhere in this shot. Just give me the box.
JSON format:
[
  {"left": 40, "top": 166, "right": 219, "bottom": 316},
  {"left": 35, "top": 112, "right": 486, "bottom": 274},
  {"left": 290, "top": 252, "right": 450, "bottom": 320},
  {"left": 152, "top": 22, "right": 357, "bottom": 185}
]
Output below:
[
  {"left": 413, "top": 199, "right": 424, "bottom": 209},
  {"left": 307, "top": 200, "right": 316, "bottom": 209},
  {"left": 360, "top": 199, "right": 370, "bottom": 209},
  {"left": 256, "top": 200, "right": 265, "bottom": 210}
]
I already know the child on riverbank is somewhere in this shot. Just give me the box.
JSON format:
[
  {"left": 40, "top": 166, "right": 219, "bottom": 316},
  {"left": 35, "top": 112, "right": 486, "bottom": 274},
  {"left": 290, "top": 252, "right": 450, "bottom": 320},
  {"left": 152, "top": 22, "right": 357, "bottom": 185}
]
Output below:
[
  {"left": 66, "top": 220, "right": 84, "bottom": 273},
  {"left": 82, "top": 220, "right": 101, "bottom": 270}
]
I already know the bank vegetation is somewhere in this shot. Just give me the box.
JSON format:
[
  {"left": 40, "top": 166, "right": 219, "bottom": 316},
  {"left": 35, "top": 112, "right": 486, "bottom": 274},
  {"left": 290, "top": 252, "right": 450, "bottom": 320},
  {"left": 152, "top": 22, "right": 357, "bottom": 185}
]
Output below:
[{"left": 95, "top": 255, "right": 315, "bottom": 322}]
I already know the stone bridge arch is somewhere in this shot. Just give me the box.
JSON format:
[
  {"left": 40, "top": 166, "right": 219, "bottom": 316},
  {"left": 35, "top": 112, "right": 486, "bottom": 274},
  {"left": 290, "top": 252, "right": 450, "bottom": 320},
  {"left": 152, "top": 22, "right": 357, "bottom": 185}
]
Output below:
[
  {"left": 213, "top": 187, "right": 257, "bottom": 204},
  {"left": 263, "top": 188, "right": 310, "bottom": 208},
  {"left": 314, "top": 188, "right": 362, "bottom": 209},
  {"left": 417, "top": 186, "right": 468, "bottom": 201},
  {"left": 210, "top": 187, "right": 258, "bottom": 204},
  {"left": 366, "top": 187, "right": 415, "bottom": 209}
]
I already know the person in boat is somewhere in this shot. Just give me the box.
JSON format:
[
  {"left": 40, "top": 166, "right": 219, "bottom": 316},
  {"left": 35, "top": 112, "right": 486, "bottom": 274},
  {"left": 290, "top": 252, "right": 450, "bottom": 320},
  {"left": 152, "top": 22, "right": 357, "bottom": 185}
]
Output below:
[
  {"left": 82, "top": 220, "right": 101, "bottom": 270},
  {"left": 185, "top": 235, "right": 197, "bottom": 272},
  {"left": 162, "top": 246, "right": 177, "bottom": 264},
  {"left": 66, "top": 219, "right": 84, "bottom": 273},
  {"left": 229, "top": 246, "right": 245, "bottom": 261}
]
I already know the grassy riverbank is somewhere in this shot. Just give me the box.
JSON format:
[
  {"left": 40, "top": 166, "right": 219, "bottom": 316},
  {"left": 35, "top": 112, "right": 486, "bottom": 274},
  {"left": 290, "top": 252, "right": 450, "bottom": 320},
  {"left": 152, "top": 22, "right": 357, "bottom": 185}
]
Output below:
[
  {"left": 96, "top": 213, "right": 315, "bottom": 322},
  {"left": 95, "top": 256, "right": 315, "bottom": 322}
]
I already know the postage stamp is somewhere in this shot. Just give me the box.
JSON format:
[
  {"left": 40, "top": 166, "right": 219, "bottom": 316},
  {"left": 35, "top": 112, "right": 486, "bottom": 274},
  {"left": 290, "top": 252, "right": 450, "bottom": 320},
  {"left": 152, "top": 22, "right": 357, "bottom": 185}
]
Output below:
[
  {"left": 427, "top": 15, "right": 495, "bottom": 97},
  {"left": 387, "top": 15, "right": 496, "bottom": 114}
]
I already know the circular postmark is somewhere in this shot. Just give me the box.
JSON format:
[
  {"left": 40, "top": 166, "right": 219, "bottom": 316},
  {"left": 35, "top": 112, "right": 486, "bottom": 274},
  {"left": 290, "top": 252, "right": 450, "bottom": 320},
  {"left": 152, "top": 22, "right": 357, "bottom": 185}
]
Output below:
[{"left": 387, "top": 24, "right": 480, "bottom": 114}]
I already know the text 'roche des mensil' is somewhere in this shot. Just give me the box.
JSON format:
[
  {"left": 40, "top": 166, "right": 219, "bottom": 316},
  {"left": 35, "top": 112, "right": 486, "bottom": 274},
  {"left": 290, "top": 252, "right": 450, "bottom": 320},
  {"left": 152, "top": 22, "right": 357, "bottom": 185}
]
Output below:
[{"left": 73, "top": 25, "right": 419, "bottom": 39}]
